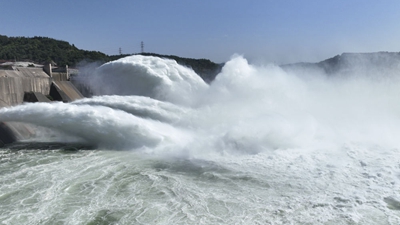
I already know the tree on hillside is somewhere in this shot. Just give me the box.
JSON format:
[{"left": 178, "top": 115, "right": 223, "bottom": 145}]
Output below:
[{"left": 0, "top": 35, "right": 109, "bottom": 66}]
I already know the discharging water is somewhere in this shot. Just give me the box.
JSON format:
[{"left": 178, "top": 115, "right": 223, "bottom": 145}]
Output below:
[{"left": 1, "top": 55, "right": 400, "bottom": 224}]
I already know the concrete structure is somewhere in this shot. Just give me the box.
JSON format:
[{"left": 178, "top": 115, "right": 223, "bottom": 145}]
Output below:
[
  {"left": 0, "top": 122, "right": 16, "bottom": 147},
  {"left": 52, "top": 65, "right": 70, "bottom": 81},
  {"left": 43, "top": 63, "right": 52, "bottom": 77},
  {"left": 50, "top": 81, "right": 83, "bottom": 102},
  {"left": 0, "top": 62, "right": 84, "bottom": 146},
  {"left": 0, "top": 63, "right": 80, "bottom": 105},
  {"left": 23, "top": 92, "right": 51, "bottom": 103},
  {"left": 0, "top": 67, "right": 52, "bottom": 106}
]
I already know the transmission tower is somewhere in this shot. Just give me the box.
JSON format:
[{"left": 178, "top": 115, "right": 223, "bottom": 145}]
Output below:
[
  {"left": 141, "top": 41, "right": 144, "bottom": 53},
  {"left": 119, "top": 47, "right": 122, "bottom": 55}
]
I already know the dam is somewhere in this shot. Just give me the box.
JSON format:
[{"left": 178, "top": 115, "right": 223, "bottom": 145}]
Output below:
[{"left": 0, "top": 62, "right": 83, "bottom": 146}]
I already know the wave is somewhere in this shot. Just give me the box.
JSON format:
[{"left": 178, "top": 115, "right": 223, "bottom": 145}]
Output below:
[
  {"left": 0, "top": 102, "right": 191, "bottom": 150},
  {"left": 1, "top": 54, "right": 400, "bottom": 154},
  {"left": 86, "top": 55, "right": 208, "bottom": 106}
]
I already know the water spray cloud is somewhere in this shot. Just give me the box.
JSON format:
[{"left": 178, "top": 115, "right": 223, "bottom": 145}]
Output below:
[{"left": 1, "top": 54, "right": 400, "bottom": 154}]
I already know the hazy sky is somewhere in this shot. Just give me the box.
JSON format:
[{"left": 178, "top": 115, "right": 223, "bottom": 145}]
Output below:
[{"left": 1, "top": 0, "right": 400, "bottom": 64}]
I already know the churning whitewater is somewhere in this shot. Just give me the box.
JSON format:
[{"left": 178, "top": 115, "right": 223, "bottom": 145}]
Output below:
[{"left": 1, "top": 55, "right": 400, "bottom": 224}]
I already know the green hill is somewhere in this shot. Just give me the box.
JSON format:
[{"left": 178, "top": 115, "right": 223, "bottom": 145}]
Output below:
[
  {"left": 0, "top": 35, "right": 109, "bottom": 67},
  {"left": 0, "top": 35, "right": 223, "bottom": 82}
]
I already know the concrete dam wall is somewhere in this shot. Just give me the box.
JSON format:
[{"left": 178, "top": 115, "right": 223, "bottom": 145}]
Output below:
[
  {"left": 0, "top": 64, "right": 83, "bottom": 146},
  {"left": 0, "top": 68, "right": 52, "bottom": 106}
]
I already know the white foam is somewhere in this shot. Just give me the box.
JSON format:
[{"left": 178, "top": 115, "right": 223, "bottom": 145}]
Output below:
[
  {"left": 2, "top": 54, "right": 400, "bottom": 223},
  {"left": 87, "top": 55, "right": 208, "bottom": 106},
  {"left": 73, "top": 95, "right": 191, "bottom": 124},
  {"left": 2, "top": 54, "right": 400, "bottom": 153},
  {"left": 0, "top": 102, "right": 191, "bottom": 150}
]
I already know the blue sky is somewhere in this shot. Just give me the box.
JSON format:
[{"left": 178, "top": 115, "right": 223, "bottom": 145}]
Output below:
[{"left": 1, "top": 0, "right": 400, "bottom": 64}]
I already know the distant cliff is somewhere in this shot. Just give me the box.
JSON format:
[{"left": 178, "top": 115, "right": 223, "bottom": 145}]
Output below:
[{"left": 281, "top": 52, "right": 400, "bottom": 77}]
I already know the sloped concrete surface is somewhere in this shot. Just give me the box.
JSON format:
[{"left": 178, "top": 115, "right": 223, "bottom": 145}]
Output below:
[
  {"left": 23, "top": 92, "right": 51, "bottom": 103},
  {"left": 51, "top": 81, "right": 83, "bottom": 102}
]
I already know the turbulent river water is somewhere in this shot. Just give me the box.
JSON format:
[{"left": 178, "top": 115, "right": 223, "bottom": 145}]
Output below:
[{"left": 1, "top": 55, "right": 400, "bottom": 224}]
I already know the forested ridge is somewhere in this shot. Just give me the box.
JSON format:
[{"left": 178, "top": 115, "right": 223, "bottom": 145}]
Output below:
[
  {"left": 0, "top": 35, "right": 223, "bottom": 82},
  {"left": 0, "top": 35, "right": 109, "bottom": 66}
]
